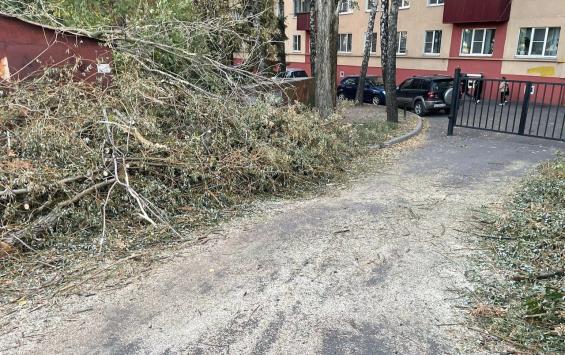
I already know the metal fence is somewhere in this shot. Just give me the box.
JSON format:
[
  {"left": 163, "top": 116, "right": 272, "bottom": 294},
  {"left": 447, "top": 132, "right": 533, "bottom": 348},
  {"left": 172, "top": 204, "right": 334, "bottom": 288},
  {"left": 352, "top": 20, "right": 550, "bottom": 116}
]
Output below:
[{"left": 448, "top": 68, "right": 565, "bottom": 141}]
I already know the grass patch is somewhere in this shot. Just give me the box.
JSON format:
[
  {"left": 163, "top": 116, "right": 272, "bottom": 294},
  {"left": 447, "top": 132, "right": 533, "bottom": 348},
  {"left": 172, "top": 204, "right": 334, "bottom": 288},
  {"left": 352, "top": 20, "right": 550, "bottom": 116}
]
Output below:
[
  {"left": 351, "top": 121, "right": 400, "bottom": 146},
  {"left": 469, "top": 158, "right": 564, "bottom": 353}
]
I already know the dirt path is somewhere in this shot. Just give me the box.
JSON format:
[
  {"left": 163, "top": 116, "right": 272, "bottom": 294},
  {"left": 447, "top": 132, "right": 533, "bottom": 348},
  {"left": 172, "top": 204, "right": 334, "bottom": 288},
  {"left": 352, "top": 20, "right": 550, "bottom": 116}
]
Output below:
[{"left": 3, "top": 116, "right": 562, "bottom": 354}]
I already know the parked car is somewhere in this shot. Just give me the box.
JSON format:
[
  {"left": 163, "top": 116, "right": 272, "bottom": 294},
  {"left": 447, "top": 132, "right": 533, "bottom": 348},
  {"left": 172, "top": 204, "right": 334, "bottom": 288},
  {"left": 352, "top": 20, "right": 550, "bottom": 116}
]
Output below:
[
  {"left": 273, "top": 68, "right": 309, "bottom": 79},
  {"left": 337, "top": 76, "right": 386, "bottom": 105},
  {"left": 396, "top": 76, "right": 453, "bottom": 116}
]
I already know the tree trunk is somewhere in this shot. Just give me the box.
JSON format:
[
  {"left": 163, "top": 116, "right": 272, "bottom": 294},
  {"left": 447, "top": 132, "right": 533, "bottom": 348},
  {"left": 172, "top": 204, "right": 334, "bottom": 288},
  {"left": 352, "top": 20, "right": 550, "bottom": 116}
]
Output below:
[
  {"left": 309, "top": 0, "right": 316, "bottom": 77},
  {"left": 380, "top": 0, "right": 400, "bottom": 123},
  {"left": 355, "top": 8, "right": 377, "bottom": 105},
  {"left": 247, "top": 1, "right": 268, "bottom": 73},
  {"left": 315, "top": 0, "right": 338, "bottom": 118},
  {"left": 254, "top": 16, "right": 268, "bottom": 73},
  {"left": 276, "top": 0, "right": 287, "bottom": 72},
  {"left": 380, "top": 0, "right": 389, "bottom": 85}
]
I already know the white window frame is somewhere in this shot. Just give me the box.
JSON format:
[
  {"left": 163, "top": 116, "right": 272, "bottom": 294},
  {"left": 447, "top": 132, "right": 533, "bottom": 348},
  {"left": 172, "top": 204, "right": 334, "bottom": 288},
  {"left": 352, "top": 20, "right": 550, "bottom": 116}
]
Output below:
[
  {"left": 399, "top": 0, "right": 410, "bottom": 9},
  {"left": 424, "top": 30, "right": 442, "bottom": 55},
  {"left": 366, "top": 0, "right": 378, "bottom": 12},
  {"left": 516, "top": 27, "right": 561, "bottom": 58},
  {"left": 292, "top": 35, "right": 302, "bottom": 52},
  {"left": 338, "top": 33, "right": 353, "bottom": 53},
  {"left": 397, "top": 31, "right": 407, "bottom": 55},
  {"left": 460, "top": 28, "right": 495, "bottom": 56},
  {"left": 338, "top": 0, "right": 354, "bottom": 14},
  {"left": 293, "top": 0, "right": 310, "bottom": 15},
  {"left": 427, "top": 0, "right": 444, "bottom": 6},
  {"left": 365, "top": 32, "right": 378, "bottom": 53}
]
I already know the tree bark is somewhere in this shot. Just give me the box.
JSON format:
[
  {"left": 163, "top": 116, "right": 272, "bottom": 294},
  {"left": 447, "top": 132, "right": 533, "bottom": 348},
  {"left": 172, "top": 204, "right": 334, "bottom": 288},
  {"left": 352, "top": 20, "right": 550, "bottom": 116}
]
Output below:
[
  {"left": 356, "top": 8, "right": 377, "bottom": 105},
  {"left": 380, "top": 0, "right": 400, "bottom": 123},
  {"left": 315, "top": 0, "right": 338, "bottom": 118},
  {"left": 380, "top": 0, "right": 389, "bottom": 85},
  {"left": 246, "top": 0, "right": 268, "bottom": 73},
  {"left": 309, "top": 0, "right": 316, "bottom": 77},
  {"left": 276, "top": 0, "right": 287, "bottom": 72}
]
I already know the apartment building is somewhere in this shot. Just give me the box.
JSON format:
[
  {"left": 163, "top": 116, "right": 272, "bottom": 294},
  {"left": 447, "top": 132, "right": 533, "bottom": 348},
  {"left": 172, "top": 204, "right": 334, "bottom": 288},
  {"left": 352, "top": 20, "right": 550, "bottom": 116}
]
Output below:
[{"left": 285, "top": 0, "right": 564, "bottom": 83}]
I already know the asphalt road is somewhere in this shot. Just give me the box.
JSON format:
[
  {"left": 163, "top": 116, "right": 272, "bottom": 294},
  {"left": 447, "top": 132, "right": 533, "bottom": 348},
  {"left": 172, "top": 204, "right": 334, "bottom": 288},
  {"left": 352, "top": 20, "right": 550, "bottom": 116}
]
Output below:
[{"left": 3, "top": 114, "right": 563, "bottom": 355}]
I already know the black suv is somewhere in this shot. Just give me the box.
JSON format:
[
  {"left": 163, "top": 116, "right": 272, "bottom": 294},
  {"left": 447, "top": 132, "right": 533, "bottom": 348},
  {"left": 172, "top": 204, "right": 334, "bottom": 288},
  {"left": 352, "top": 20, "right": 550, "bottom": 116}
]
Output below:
[{"left": 396, "top": 76, "right": 453, "bottom": 116}]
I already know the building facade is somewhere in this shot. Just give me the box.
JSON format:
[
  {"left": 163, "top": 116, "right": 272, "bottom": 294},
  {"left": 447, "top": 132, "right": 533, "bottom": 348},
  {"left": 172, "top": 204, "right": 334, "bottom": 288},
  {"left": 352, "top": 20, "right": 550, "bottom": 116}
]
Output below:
[{"left": 285, "top": 0, "right": 564, "bottom": 84}]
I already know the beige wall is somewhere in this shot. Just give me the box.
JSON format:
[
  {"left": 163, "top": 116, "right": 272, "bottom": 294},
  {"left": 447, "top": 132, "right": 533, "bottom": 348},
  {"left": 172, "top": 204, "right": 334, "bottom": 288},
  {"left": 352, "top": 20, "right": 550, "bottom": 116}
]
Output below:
[
  {"left": 502, "top": 0, "right": 565, "bottom": 78},
  {"left": 285, "top": 1, "right": 307, "bottom": 57},
  {"left": 286, "top": 0, "right": 451, "bottom": 71}
]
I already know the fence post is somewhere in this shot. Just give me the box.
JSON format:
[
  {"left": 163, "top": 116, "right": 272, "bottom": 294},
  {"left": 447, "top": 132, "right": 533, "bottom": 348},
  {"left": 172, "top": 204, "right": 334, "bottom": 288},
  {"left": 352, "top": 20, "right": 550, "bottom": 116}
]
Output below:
[
  {"left": 518, "top": 82, "right": 532, "bottom": 135},
  {"left": 447, "top": 67, "right": 462, "bottom": 136}
]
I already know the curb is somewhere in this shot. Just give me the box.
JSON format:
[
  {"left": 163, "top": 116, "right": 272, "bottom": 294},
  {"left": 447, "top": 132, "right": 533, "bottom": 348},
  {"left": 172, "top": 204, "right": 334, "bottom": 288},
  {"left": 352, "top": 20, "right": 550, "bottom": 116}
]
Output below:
[{"left": 369, "top": 116, "right": 424, "bottom": 149}]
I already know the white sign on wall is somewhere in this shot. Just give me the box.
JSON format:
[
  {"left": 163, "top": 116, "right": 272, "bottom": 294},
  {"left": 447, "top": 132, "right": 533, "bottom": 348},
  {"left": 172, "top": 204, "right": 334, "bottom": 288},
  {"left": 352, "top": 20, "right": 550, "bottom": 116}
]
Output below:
[{"left": 97, "top": 64, "right": 112, "bottom": 74}]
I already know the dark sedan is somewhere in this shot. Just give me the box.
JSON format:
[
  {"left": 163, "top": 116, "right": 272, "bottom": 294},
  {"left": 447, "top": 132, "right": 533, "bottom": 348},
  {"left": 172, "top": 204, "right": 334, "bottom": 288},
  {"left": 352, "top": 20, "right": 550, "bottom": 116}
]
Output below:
[{"left": 337, "top": 76, "right": 386, "bottom": 105}]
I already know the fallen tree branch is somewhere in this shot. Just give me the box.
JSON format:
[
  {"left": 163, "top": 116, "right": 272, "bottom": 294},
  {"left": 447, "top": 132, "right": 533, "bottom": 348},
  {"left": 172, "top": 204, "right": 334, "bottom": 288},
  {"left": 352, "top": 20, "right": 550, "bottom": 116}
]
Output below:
[
  {"left": 100, "top": 120, "right": 169, "bottom": 151},
  {"left": 511, "top": 269, "right": 564, "bottom": 282},
  {"left": 1, "top": 178, "right": 117, "bottom": 248},
  {"left": 0, "top": 175, "right": 89, "bottom": 198}
]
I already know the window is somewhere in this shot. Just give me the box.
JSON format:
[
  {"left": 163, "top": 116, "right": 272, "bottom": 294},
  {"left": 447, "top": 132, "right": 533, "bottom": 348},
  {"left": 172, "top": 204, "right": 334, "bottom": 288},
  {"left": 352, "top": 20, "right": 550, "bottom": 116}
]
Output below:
[
  {"left": 400, "top": 78, "right": 414, "bottom": 89},
  {"left": 365, "top": 33, "right": 378, "bottom": 53},
  {"left": 424, "top": 30, "right": 442, "bottom": 54},
  {"left": 461, "top": 29, "right": 495, "bottom": 55},
  {"left": 291, "top": 70, "right": 308, "bottom": 78},
  {"left": 338, "top": 33, "right": 353, "bottom": 53},
  {"left": 338, "top": 0, "right": 353, "bottom": 14},
  {"left": 366, "top": 0, "right": 378, "bottom": 11},
  {"left": 428, "top": 0, "right": 444, "bottom": 6},
  {"left": 517, "top": 27, "right": 560, "bottom": 57},
  {"left": 411, "top": 79, "right": 429, "bottom": 90},
  {"left": 293, "top": 0, "right": 311, "bottom": 15},
  {"left": 400, "top": 0, "right": 410, "bottom": 9},
  {"left": 342, "top": 77, "right": 358, "bottom": 86},
  {"left": 293, "top": 35, "right": 302, "bottom": 52},
  {"left": 397, "top": 31, "right": 407, "bottom": 54}
]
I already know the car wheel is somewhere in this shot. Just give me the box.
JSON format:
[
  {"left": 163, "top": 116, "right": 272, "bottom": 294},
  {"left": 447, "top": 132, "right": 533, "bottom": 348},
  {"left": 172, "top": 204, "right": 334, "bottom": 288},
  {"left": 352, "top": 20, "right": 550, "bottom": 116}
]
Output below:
[
  {"left": 444, "top": 108, "right": 451, "bottom": 115},
  {"left": 372, "top": 96, "right": 381, "bottom": 106},
  {"left": 338, "top": 93, "right": 346, "bottom": 101},
  {"left": 414, "top": 101, "right": 426, "bottom": 116}
]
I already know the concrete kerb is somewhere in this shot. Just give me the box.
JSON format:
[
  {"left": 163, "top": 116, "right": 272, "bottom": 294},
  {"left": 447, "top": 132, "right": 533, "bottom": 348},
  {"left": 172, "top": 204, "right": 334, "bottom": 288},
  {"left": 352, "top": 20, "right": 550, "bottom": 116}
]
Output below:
[{"left": 369, "top": 114, "right": 424, "bottom": 149}]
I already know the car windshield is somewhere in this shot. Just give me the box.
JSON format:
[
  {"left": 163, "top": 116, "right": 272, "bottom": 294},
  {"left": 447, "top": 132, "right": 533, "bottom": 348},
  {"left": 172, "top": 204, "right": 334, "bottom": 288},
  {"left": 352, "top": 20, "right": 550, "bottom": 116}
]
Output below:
[
  {"left": 432, "top": 79, "right": 453, "bottom": 92},
  {"left": 365, "top": 77, "right": 384, "bottom": 87}
]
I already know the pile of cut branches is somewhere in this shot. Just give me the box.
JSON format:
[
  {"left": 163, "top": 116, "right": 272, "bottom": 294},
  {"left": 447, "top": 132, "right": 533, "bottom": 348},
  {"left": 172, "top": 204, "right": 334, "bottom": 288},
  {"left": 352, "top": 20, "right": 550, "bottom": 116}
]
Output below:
[
  {"left": 470, "top": 158, "right": 564, "bottom": 353},
  {"left": 0, "top": 3, "right": 365, "bottom": 259},
  {"left": 0, "top": 65, "right": 360, "bottom": 256}
]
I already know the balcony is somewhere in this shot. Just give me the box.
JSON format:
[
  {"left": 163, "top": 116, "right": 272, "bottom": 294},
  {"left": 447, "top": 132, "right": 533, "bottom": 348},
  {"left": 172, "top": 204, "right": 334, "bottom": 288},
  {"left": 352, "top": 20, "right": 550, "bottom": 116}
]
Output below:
[
  {"left": 443, "top": 0, "right": 511, "bottom": 24},
  {"left": 296, "top": 12, "right": 311, "bottom": 31}
]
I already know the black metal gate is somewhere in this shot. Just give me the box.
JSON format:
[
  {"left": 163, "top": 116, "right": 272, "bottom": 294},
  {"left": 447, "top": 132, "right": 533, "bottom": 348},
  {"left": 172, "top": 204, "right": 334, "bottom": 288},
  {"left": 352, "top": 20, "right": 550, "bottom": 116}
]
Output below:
[{"left": 447, "top": 68, "right": 565, "bottom": 141}]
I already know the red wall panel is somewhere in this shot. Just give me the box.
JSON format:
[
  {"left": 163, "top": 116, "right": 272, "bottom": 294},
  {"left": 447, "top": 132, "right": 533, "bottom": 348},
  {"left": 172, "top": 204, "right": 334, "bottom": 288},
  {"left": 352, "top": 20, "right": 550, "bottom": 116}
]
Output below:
[
  {"left": 443, "top": 0, "right": 511, "bottom": 24},
  {"left": 0, "top": 15, "right": 112, "bottom": 82}
]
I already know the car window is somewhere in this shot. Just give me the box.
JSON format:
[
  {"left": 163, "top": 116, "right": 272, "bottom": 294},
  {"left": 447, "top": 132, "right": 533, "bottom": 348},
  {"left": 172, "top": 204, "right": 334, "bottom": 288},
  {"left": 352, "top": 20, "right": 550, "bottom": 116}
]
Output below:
[
  {"left": 400, "top": 79, "right": 413, "bottom": 89},
  {"left": 432, "top": 79, "right": 453, "bottom": 92},
  {"left": 414, "top": 79, "right": 429, "bottom": 90},
  {"left": 410, "top": 79, "right": 421, "bottom": 89},
  {"left": 366, "top": 77, "right": 383, "bottom": 87},
  {"left": 342, "top": 78, "right": 357, "bottom": 86},
  {"left": 293, "top": 71, "right": 308, "bottom": 78}
]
